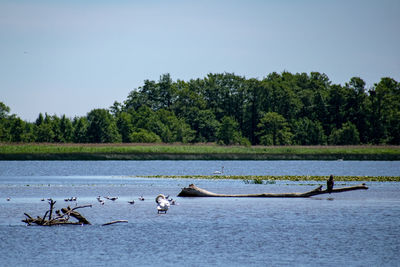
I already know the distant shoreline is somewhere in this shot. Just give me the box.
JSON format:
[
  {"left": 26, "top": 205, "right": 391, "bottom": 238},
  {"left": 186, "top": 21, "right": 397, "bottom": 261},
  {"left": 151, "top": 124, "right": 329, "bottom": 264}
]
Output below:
[{"left": 1, "top": 143, "right": 399, "bottom": 160}]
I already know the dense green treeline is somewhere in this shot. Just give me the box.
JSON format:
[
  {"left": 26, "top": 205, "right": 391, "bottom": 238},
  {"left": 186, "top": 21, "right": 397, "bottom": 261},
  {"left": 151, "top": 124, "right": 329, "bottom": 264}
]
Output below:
[{"left": 1, "top": 72, "right": 399, "bottom": 145}]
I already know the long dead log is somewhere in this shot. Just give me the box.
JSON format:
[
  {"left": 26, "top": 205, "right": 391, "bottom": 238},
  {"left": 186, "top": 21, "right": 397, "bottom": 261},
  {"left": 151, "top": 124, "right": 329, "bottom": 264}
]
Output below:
[{"left": 177, "top": 183, "right": 368, "bottom": 198}]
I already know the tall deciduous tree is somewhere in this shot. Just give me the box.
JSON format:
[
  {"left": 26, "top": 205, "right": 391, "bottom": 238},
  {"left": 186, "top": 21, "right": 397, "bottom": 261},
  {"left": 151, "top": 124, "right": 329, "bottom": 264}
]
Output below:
[
  {"left": 257, "top": 112, "right": 292, "bottom": 145},
  {"left": 368, "top": 77, "right": 400, "bottom": 144},
  {"left": 243, "top": 78, "right": 263, "bottom": 144},
  {"left": 345, "top": 77, "right": 368, "bottom": 143},
  {"left": 59, "top": 115, "right": 73, "bottom": 142},
  {"left": 116, "top": 112, "right": 134, "bottom": 143},
  {"left": 35, "top": 123, "right": 55, "bottom": 142},
  {"left": 328, "top": 84, "right": 347, "bottom": 131},
  {"left": 292, "top": 118, "right": 326, "bottom": 145},
  {"left": 0, "top": 102, "right": 10, "bottom": 119},
  {"left": 184, "top": 107, "right": 220, "bottom": 142},
  {"left": 158, "top": 73, "right": 176, "bottom": 109},
  {"left": 217, "top": 116, "right": 241, "bottom": 145},
  {"left": 0, "top": 102, "right": 11, "bottom": 141},
  {"left": 329, "top": 122, "right": 360, "bottom": 145},
  {"left": 35, "top": 113, "right": 44, "bottom": 126},
  {"left": 87, "top": 109, "right": 121, "bottom": 143},
  {"left": 72, "top": 117, "right": 88, "bottom": 143},
  {"left": 10, "top": 117, "right": 25, "bottom": 142}
]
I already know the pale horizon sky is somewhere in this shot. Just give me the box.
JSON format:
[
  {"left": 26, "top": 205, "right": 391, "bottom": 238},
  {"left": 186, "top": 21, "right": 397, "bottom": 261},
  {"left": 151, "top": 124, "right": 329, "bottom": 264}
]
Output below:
[{"left": 1, "top": 0, "right": 399, "bottom": 122}]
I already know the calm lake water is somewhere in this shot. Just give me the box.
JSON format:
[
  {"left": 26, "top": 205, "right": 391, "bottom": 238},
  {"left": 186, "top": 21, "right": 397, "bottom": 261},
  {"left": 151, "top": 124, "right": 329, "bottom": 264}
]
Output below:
[{"left": 1, "top": 161, "right": 399, "bottom": 266}]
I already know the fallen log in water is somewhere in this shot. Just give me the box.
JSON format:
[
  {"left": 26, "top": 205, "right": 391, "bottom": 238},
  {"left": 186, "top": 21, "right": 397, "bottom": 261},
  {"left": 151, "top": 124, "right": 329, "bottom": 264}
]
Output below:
[{"left": 177, "top": 183, "right": 368, "bottom": 198}]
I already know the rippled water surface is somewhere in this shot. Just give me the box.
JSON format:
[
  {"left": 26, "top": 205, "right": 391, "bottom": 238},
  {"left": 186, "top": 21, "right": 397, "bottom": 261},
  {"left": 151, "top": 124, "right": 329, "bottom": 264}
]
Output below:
[
  {"left": 0, "top": 161, "right": 399, "bottom": 266},
  {"left": 0, "top": 160, "right": 400, "bottom": 177}
]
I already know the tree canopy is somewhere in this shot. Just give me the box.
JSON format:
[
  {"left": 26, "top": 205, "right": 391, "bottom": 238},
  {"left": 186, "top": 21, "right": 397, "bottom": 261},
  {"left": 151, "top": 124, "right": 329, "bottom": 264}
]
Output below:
[{"left": 1, "top": 72, "right": 399, "bottom": 145}]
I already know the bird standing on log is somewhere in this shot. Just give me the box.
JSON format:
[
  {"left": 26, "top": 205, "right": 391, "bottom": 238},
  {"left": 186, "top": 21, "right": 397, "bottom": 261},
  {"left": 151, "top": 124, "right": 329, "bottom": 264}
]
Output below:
[{"left": 327, "top": 174, "right": 334, "bottom": 193}]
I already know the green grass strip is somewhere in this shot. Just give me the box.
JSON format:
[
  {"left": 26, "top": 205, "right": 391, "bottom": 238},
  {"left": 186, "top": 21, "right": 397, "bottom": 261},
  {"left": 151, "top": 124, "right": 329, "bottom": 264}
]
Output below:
[{"left": 1, "top": 144, "right": 399, "bottom": 155}]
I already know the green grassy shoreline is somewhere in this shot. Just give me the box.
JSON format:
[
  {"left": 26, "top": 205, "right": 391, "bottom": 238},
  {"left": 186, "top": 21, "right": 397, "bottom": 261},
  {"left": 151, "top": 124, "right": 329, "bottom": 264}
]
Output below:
[{"left": 0, "top": 143, "right": 399, "bottom": 160}]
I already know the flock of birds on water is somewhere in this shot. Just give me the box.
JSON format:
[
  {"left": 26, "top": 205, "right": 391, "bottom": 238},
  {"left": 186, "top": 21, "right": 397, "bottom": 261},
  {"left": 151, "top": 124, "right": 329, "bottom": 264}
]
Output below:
[
  {"left": 5, "top": 166, "right": 225, "bottom": 213},
  {"left": 5, "top": 194, "right": 177, "bottom": 214}
]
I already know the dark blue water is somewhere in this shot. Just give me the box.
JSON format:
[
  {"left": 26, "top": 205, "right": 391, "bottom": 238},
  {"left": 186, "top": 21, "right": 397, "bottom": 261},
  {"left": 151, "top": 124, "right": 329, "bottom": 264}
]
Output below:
[{"left": 1, "top": 161, "right": 399, "bottom": 266}]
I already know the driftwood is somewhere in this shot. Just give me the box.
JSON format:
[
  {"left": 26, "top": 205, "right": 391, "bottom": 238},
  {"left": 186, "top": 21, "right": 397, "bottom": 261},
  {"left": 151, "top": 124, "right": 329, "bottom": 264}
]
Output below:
[
  {"left": 177, "top": 183, "right": 368, "bottom": 198},
  {"left": 22, "top": 199, "right": 92, "bottom": 226},
  {"left": 22, "top": 199, "right": 128, "bottom": 226},
  {"left": 102, "top": 220, "right": 128, "bottom": 226}
]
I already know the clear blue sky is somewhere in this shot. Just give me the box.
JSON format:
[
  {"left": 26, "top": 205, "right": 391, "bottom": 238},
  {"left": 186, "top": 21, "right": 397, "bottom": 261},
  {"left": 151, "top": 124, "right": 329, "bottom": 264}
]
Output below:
[{"left": 1, "top": 0, "right": 399, "bottom": 122}]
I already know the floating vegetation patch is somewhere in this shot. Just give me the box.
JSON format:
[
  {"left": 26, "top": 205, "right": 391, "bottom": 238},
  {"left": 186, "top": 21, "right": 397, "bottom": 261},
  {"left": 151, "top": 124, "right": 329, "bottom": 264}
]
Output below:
[
  {"left": 296, "top": 183, "right": 348, "bottom": 186},
  {"left": 142, "top": 175, "right": 400, "bottom": 182},
  {"left": 243, "top": 178, "right": 276, "bottom": 184}
]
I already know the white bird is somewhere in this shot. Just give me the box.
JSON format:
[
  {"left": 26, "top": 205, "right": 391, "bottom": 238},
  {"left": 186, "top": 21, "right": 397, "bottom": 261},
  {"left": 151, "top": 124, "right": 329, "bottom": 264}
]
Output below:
[
  {"left": 156, "top": 194, "right": 170, "bottom": 214},
  {"left": 213, "top": 166, "right": 224, "bottom": 174}
]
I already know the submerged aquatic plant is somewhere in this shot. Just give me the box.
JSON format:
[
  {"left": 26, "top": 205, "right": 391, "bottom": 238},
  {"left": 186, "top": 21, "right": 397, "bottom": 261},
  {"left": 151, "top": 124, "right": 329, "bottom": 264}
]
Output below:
[{"left": 243, "top": 179, "right": 276, "bottom": 185}]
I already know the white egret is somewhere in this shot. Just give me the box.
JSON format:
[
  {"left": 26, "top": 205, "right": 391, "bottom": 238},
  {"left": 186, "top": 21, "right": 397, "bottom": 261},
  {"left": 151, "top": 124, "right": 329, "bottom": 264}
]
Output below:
[{"left": 213, "top": 166, "right": 224, "bottom": 174}]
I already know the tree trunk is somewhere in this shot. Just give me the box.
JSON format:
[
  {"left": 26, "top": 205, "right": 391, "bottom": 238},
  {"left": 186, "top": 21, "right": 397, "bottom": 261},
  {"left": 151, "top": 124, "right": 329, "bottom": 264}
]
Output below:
[{"left": 177, "top": 183, "right": 368, "bottom": 198}]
